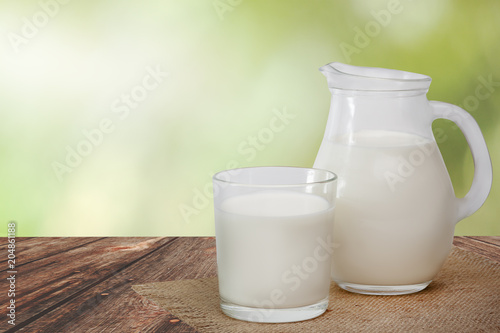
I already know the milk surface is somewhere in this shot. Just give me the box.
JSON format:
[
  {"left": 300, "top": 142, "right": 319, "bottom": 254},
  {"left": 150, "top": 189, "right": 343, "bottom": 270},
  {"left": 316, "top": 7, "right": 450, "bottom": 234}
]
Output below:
[
  {"left": 215, "top": 191, "right": 334, "bottom": 308},
  {"left": 314, "top": 130, "right": 456, "bottom": 285}
]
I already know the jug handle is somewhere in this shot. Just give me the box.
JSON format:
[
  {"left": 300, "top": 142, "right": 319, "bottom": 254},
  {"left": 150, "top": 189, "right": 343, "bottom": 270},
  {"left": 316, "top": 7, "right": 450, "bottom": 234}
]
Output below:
[{"left": 430, "top": 101, "right": 493, "bottom": 223}]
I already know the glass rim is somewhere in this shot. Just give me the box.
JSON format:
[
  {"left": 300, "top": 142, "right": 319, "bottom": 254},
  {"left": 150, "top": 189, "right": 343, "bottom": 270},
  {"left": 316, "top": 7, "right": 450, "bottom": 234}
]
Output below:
[{"left": 212, "top": 166, "right": 337, "bottom": 187}]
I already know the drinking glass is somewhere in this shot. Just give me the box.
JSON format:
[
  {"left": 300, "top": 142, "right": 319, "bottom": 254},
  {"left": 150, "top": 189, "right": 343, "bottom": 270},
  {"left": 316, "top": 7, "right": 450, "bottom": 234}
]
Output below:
[{"left": 213, "top": 167, "right": 337, "bottom": 323}]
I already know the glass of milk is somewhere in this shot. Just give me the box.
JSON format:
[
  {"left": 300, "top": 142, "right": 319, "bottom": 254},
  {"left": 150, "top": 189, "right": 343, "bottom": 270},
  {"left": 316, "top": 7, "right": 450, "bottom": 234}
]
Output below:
[{"left": 213, "top": 167, "right": 337, "bottom": 323}]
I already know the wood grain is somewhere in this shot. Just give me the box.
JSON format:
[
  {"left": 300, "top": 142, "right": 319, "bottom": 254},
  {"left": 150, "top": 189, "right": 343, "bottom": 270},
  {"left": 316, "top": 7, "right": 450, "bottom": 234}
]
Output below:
[
  {"left": 14, "top": 237, "right": 218, "bottom": 333},
  {"left": 0, "top": 237, "right": 174, "bottom": 332},
  {"left": 453, "top": 236, "right": 500, "bottom": 263},
  {"left": 0, "top": 237, "right": 104, "bottom": 271},
  {"left": 471, "top": 236, "right": 500, "bottom": 247}
]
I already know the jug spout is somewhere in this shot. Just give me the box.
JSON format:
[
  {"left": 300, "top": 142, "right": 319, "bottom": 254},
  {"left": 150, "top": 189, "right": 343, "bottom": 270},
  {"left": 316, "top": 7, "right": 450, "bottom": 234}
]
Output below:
[{"left": 319, "top": 62, "right": 432, "bottom": 92}]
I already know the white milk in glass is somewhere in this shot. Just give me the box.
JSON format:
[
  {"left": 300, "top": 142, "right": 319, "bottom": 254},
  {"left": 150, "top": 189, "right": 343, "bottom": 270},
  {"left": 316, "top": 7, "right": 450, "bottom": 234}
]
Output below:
[
  {"left": 314, "top": 130, "right": 456, "bottom": 286},
  {"left": 215, "top": 191, "right": 334, "bottom": 308}
]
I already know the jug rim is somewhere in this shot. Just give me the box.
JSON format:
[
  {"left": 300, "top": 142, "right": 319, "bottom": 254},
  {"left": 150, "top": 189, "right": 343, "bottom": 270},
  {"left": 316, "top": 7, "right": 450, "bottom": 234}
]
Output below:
[{"left": 320, "top": 62, "right": 432, "bottom": 91}]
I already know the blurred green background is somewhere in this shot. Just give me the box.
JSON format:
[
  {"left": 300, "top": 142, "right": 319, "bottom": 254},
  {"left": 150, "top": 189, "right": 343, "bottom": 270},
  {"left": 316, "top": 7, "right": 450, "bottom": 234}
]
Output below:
[{"left": 0, "top": 0, "right": 498, "bottom": 236}]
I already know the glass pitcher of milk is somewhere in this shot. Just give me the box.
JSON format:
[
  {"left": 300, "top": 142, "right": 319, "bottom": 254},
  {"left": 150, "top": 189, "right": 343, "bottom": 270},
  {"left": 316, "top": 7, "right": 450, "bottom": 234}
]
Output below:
[{"left": 314, "top": 62, "right": 493, "bottom": 295}]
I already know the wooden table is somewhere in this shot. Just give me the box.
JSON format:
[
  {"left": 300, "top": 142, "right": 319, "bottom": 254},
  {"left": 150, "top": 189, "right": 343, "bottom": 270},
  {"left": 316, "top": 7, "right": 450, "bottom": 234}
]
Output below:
[{"left": 1, "top": 237, "right": 499, "bottom": 332}]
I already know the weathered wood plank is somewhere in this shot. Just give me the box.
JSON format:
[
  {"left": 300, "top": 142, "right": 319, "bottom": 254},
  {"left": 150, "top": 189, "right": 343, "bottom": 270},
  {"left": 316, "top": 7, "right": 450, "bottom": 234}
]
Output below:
[
  {"left": 467, "top": 236, "right": 500, "bottom": 247},
  {"left": 0, "top": 237, "right": 175, "bottom": 332},
  {"left": 453, "top": 236, "right": 500, "bottom": 263},
  {"left": 0, "top": 237, "right": 104, "bottom": 271},
  {"left": 15, "top": 237, "right": 218, "bottom": 333}
]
